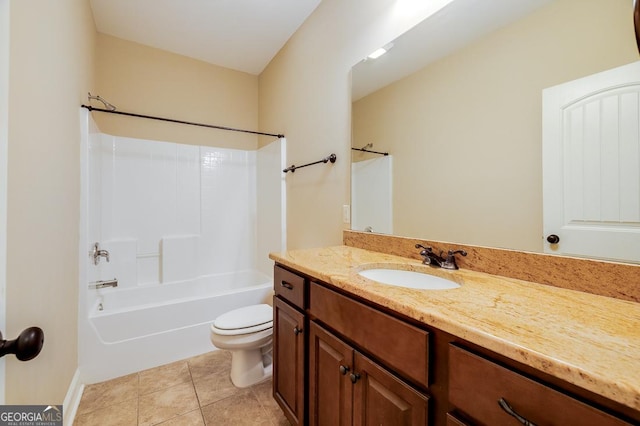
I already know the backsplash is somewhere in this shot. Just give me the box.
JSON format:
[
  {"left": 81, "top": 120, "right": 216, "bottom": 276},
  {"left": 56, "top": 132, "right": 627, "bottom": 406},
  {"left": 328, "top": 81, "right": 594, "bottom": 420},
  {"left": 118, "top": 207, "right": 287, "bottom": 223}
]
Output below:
[{"left": 344, "top": 230, "right": 640, "bottom": 303}]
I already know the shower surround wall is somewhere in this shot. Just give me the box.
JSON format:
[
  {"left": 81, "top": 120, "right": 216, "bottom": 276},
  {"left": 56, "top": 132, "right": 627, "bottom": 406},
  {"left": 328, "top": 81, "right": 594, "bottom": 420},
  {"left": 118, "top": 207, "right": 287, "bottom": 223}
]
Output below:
[
  {"left": 80, "top": 111, "right": 285, "bottom": 383},
  {"left": 89, "top": 135, "right": 261, "bottom": 286}
]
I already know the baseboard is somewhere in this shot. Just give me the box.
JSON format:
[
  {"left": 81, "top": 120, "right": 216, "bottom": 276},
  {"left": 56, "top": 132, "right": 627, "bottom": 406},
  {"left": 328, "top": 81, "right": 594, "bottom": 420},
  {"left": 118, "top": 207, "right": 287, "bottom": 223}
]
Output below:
[{"left": 63, "top": 369, "right": 84, "bottom": 426}]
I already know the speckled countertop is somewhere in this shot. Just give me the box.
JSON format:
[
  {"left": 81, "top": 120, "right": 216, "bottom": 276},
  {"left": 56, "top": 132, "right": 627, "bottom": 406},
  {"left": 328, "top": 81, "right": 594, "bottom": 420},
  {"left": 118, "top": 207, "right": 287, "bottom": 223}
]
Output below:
[{"left": 269, "top": 245, "right": 640, "bottom": 412}]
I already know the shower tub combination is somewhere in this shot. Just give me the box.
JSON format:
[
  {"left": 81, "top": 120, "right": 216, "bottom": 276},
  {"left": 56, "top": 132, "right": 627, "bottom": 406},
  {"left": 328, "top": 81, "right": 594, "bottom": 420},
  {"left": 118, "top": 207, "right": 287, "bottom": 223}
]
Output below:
[
  {"left": 82, "top": 271, "right": 272, "bottom": 383},
  {"left": 79, "top": 110, "right": 285, "bottom": 383}
]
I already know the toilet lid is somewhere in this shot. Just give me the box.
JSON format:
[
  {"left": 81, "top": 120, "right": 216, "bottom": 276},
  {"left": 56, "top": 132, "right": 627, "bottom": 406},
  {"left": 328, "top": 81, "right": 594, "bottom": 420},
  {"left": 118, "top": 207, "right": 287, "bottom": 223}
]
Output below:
[{"left": 214, "top": 304, "right": 273, "bottom": 331}]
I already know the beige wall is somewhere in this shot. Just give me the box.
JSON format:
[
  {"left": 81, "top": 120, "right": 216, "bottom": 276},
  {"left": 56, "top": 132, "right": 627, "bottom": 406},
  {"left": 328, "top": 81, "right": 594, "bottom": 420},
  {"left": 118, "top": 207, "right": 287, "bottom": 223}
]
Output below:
[
  {"left": 6, "top": 0, "right": 96, "bottom": 403},
  {"left": 0, "top": 0, "right": 9, "bottom": 404},
  {"left": 352, "top": 0, "right": 637, "bottom": 252},
  {"left": 94, "top": 34, "right": 259, "bottom": 150},
  {"left": 259, "top": 0, "right": 438, "bottom": 249}
]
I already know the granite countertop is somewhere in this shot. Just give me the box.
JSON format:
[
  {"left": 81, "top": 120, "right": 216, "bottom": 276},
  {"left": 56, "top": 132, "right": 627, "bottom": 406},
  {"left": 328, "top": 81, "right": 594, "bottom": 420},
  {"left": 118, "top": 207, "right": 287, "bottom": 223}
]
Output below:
[{"left": 269, "top": 245, "right": 640, "bottom": 412}]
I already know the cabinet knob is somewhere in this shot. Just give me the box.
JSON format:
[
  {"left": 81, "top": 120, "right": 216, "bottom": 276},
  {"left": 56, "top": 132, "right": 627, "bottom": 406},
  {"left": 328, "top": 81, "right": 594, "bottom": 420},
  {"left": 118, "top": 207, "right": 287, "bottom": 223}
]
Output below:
[
  {"left": 293, "top": 326, "right": 303, "bottom": 336},
  {"left": 498, "top": 398, "right": 536, "bottom": 426},
  {"left": 280, "top": 280, "right": 294, "bottom": 290},
  {"left": 349, "top": 372, "right": 361, "bottom": 383},
  {"left": 339, "top": 365, "right": 350, "bottom": 375}
]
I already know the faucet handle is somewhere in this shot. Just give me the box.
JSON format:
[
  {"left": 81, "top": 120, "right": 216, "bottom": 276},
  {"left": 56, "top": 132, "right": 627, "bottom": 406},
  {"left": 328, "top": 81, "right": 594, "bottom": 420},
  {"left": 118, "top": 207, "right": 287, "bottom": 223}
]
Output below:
[
  {"left": 415, "top": 244, "right": 433, "bottom": 257},
  {"left": 92, "top": 242, "right": 110, "bottom": 265},
  {"left": 447, "top": 249, "right": 467, "bottom": 257},
  {"left": 415, "top": 243, "right": 432, "bottom": 254}
]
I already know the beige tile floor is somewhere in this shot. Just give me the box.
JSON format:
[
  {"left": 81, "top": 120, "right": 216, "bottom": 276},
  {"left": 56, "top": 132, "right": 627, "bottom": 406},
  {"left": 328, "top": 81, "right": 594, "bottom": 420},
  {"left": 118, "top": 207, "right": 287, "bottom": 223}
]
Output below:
[{"left": 73, "top": 350, "right": 290, "bottom": 426}]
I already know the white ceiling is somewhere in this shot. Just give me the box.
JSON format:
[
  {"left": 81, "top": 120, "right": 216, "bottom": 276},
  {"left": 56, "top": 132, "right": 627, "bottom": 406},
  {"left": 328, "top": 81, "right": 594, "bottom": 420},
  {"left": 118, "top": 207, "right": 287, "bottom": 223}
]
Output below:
[
  {"left": 89, "top": 0, "right": 322, "bottom": 75},
  {"left": 352, "top": 0, "right": 555, "bottom": 100}
]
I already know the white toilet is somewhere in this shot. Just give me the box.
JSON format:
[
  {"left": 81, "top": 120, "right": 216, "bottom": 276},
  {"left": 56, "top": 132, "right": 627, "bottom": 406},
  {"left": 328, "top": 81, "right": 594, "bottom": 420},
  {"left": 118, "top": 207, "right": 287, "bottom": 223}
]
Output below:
[{"left": 210, "top": 303, "right": 274, "bottom": 388}]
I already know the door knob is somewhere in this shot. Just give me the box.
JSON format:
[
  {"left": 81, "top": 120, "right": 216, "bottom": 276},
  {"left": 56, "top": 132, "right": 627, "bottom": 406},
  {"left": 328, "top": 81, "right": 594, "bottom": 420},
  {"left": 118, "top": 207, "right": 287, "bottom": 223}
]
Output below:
[
  {"left": 546, "top": 234, "right": 560, "bottom": 244},
  {"left": 0, "top": 327, "right": 44, "bottom": 361}
]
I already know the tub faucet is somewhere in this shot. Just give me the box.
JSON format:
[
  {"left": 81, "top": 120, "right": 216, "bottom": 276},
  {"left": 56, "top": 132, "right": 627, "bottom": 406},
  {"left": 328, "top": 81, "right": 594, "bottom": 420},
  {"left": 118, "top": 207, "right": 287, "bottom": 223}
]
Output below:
[
  {"left": 92, "top": 242, "right": 110, "bottom": 265},
  {"left": 415, "top": 244, "right": 467, "bottom": 270}
]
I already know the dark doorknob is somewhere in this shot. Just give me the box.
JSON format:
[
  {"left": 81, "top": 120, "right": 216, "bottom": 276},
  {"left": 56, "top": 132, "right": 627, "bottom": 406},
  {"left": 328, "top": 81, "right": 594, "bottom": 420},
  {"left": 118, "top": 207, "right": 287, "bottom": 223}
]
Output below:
[
  {"left": 0, "top": 327, "right": 44, "bottom": 361},
  {"left": 546, "top": 234, "right": 560, "bottom": 244}
]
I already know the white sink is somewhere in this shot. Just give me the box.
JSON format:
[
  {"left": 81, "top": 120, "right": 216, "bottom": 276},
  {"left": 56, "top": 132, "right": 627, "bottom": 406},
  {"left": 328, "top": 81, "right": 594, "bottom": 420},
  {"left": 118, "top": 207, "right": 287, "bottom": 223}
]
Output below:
[{"left": 358, "top": 268, "right": 460, "bottom": 290}]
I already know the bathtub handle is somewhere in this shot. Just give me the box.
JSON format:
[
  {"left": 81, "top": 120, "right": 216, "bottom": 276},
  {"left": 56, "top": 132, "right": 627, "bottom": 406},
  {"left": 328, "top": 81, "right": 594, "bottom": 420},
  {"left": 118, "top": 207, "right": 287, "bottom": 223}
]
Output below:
[
  {"left": 280, "top": 280, "right": 294, "bottom": 290},
  {"left": 293, "top": 326, "right": 303, "bottom": 336}
]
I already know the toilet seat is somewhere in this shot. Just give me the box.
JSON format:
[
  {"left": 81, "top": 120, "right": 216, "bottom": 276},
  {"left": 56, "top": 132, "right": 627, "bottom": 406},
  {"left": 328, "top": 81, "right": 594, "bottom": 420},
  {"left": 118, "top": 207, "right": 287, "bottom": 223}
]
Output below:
[{"left": 211, "top": 304, "right": 273, "bottom": 336}]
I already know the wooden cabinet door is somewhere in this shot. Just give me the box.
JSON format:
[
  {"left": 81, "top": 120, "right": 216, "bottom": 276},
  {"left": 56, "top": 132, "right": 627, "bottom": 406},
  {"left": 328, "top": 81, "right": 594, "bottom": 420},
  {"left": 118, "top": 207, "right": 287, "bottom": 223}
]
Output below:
[
  {"left": 309, "top": 321, "right": 354, "bottom": 426},
  {"left": 352, "top": 352, "right": 429, "bottom": 426},
  {"left": 273, "top": 297, "right": 305, "bottom": 426},
  {"left": 449, "top": 345, "right": 630, "bottom": 426}
]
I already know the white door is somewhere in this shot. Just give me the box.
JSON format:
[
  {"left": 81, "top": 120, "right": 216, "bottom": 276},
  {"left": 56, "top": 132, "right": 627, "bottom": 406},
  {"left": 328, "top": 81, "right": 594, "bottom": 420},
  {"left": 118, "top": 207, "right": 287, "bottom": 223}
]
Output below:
[{"left": 543, "top": 61, "right": 640, "bottom": 263}]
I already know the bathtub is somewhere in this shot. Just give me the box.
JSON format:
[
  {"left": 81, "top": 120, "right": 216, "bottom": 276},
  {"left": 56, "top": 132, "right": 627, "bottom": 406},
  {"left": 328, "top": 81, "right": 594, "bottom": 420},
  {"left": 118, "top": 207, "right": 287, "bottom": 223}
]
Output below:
[{"left": 80, "top": 270, "right": 273, "bottom": 383}]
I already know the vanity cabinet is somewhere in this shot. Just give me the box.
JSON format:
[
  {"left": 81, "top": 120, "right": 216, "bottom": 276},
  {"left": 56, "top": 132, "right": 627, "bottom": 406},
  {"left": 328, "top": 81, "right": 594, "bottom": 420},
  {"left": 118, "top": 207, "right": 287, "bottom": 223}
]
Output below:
[
  {"left": 273, "top": 266, "right": 307, "bottom": 426},
  {"left": 309, "top": 321, "right": 429, "bottom": 425},
  {"left": 272, "top": 262, "right": 638, "bottom": 426},
  {"left": 308, "top": 280, "right": 430, "bottom": 425},
  {"left": 448, "top": 345, "right": 631, "bottom": 426}
]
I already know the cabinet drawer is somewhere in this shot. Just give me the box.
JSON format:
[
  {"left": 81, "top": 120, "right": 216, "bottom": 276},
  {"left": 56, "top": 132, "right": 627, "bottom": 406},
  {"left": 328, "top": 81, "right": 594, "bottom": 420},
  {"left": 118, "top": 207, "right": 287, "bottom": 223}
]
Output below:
[
  {"left": 449, "top": 345, "right": 630, "bottom": 426},
  {"left": 274, "top": 265, "right": 306, "bottom": 309},
  {"left": 310, "top": 282, "right": 429, "bottom": 387}
]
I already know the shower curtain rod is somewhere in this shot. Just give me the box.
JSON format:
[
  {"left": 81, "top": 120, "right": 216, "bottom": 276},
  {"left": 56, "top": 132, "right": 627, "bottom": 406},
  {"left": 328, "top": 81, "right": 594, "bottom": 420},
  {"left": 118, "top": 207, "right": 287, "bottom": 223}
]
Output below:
[
  {"left": 81, "top": 105, "right": 285, "bottom": 139},
  {"left": 351, "top": 147, "right": 389, "bottom": 156}
]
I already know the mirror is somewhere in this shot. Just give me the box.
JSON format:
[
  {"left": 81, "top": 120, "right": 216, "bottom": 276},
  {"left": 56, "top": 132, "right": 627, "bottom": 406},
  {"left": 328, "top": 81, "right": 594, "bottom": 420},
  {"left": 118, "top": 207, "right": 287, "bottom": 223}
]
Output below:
[{"left": 351, "top": 0, "right": 639, "bottom": 261}]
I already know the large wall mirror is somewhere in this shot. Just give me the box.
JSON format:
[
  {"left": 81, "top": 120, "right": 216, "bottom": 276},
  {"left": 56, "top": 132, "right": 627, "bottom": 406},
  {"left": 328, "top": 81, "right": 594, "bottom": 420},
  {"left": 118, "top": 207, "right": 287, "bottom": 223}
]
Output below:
[{"left": 351, "top": 0, "right": 639, "bottom": 263}]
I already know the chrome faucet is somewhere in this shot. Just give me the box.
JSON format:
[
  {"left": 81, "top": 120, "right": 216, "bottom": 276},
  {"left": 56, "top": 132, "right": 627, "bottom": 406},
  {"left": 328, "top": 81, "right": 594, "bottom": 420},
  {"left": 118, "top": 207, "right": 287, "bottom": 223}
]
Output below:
[
  {"left": 415, "top": 244, "right": 467, "bottom": 270},
  {"left": 92, "top": 242, "right": 110, "bottom": 265}
]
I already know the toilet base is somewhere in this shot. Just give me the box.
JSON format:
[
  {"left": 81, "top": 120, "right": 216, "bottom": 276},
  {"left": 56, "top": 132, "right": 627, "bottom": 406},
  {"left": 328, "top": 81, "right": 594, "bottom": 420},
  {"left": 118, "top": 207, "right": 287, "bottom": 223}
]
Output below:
[{"left": 229, "top": 345, "right": 273, "bottom": 388}]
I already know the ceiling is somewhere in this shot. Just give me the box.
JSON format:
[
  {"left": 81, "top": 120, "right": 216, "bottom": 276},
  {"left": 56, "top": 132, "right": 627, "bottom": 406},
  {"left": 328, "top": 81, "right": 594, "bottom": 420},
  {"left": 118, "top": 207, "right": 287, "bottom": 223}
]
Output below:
[
  {"left": 89, "top": 0, "right": 322, "bottom": 75},
  {"left": 352, "top": 0, "right": 554, "bottom": 100}
]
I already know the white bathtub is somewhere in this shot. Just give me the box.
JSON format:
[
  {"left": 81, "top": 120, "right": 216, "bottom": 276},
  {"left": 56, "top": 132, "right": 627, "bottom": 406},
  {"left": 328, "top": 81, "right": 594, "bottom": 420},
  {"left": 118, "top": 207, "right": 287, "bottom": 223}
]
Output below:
[{"left": 80, "top": 270, "right": 273, "bottom": 383}]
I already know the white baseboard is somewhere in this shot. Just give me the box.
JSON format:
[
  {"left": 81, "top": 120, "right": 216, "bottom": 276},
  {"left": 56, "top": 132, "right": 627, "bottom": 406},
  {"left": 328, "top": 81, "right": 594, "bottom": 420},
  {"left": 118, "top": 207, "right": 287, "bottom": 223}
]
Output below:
[{"left": 63, "top": 369, "right": 84, "bottom": 426}]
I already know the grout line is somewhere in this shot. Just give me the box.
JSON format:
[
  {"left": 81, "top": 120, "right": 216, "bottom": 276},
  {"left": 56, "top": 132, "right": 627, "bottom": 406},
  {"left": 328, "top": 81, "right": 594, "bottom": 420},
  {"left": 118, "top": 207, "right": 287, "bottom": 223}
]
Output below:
[
  {"left": 186, "top": 357, "right": 208, "bottom": 425},
  {"left": 77, "top": 351, "right": 282, "bottom": 425}
]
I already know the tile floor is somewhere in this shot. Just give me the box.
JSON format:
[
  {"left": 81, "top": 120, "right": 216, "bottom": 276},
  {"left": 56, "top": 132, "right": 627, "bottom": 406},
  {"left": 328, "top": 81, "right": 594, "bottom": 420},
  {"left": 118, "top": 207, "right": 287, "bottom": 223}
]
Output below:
[{"left": 73, "top": 350, "right": 290, "bottom": 426}]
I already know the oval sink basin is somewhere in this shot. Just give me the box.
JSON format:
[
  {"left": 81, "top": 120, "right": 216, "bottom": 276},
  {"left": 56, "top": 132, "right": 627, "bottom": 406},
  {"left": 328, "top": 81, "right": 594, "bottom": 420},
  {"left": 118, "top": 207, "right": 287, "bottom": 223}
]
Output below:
[{"left": 358, "top": 268, "right": 460, "bottom": 290}]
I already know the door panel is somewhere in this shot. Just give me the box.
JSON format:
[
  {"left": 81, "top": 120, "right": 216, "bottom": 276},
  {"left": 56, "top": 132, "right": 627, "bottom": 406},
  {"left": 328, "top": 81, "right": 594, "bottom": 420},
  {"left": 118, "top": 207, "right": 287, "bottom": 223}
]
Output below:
[
  {"left": 309, "top": 322, "right": 353, "bottom": 426},
  {"left": 352, "top": 352, "right": 428, "bottom": 426},
  {"left": 273, "top": 297, "right": 305, "bottom": 425},
  {"left": 543, "top": 61, "right": 640, "bottom": 263}
]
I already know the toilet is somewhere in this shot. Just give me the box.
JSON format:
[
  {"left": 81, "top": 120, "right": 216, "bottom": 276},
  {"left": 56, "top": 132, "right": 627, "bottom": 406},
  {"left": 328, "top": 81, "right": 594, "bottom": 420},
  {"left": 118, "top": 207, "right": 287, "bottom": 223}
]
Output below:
[{"left": 210, "top": 303, "right": 273, "bottom": 388}]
